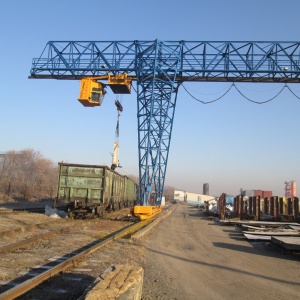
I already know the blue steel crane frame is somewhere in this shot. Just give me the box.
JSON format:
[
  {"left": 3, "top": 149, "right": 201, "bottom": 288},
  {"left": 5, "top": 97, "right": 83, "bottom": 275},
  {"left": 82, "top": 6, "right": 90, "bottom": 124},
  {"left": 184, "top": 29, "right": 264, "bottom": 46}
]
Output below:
[{"left": 29, "top": 40, "right": 300, "bottom": 205}]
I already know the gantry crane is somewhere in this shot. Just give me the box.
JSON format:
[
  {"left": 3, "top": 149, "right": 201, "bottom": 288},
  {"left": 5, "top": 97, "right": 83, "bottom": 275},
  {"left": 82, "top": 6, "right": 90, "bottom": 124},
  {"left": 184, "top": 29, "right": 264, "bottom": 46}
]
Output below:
[{"left": 29, "top": 40, "right": 300, "bottom": 207}]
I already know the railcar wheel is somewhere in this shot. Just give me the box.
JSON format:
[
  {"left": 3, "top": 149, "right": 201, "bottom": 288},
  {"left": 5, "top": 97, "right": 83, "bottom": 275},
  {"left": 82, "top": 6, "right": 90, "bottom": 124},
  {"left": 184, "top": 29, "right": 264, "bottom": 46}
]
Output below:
[
  {"left": 91, "top": 208, "right": 96, "bottom": 219},
  {"left": 97, "top": 206, "right": 104, "bottom": 218},
  {"left": 68, "top": 208, "right": 75, "bottom": 219}
]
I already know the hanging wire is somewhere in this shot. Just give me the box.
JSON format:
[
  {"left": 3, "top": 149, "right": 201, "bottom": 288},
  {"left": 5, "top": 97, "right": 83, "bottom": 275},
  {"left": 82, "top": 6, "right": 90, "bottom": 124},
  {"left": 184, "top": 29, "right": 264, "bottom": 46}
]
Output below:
[
  {"left": 181, "top": 82, "right": 300, "bottom": 104},
  {"left": 285, "top": 85, "right": 300, "bottom": 100},
  {"left": 132, "top": 77, "right": 300, "bottom": 104},
  {"left": 181, "top": 83, "right": 234, "bottom": 104},
  {"left": 114, "top": 96, "right": 123, "bottom": 141},
  {"left": 115, "top": 118, "right": 120, "bottom": 138},
  {"left": 233, "top": 83, "right": 287, "bottom": 104}
]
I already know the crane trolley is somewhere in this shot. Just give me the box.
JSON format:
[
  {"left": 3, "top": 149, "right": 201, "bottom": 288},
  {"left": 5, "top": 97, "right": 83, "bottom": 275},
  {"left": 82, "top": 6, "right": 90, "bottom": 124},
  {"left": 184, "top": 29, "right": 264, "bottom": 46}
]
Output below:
[{"left": 108, "top": 73, "right": 132, "bottom": 94}]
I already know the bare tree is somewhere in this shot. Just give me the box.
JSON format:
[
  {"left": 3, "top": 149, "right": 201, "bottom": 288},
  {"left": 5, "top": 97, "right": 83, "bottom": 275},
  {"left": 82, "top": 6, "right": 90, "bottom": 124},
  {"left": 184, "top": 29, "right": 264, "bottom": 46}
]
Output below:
[
  {"left": 163, "top": 185, "right": 175, "bottom": 202},
  {"left": 0, "top": 149, "right": 57, "bottom": 200}
]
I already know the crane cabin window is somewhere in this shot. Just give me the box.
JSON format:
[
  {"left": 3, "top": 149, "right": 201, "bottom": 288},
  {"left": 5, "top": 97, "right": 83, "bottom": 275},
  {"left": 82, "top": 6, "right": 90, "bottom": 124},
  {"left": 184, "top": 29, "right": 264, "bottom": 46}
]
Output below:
[{"left": 91, "top": 88, "right": 103, "bottom": 104}]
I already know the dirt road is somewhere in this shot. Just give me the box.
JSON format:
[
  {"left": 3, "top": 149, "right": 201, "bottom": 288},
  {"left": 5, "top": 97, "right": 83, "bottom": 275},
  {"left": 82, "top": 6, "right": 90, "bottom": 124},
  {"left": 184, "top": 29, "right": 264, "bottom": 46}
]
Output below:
[{"left": 141, "top": 204, "right": 300, "bottom": 300}]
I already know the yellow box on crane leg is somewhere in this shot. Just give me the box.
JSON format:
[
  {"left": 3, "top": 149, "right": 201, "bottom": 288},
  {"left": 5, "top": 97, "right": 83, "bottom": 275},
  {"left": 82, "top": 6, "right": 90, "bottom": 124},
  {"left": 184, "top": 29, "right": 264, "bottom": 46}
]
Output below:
[{"left": 134, "top": 205, "right": 162, "bottom": 220}]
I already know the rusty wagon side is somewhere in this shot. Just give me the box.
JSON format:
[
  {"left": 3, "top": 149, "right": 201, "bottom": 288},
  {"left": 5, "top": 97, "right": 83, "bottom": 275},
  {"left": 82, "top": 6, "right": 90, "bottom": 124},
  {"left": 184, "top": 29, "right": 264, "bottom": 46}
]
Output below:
[{"left": 56, "top": 163, "right": 138, "bottom": 218}]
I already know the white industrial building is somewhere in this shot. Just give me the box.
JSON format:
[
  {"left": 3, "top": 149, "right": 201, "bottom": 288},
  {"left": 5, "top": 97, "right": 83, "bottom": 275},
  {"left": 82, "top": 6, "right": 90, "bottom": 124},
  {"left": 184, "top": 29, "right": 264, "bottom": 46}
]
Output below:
[
  {"left": 174, "top": 190, "right": 216, "bottom": 205},
  {"left": 174, "top": 190, "right": 186, "bottom": 202}
]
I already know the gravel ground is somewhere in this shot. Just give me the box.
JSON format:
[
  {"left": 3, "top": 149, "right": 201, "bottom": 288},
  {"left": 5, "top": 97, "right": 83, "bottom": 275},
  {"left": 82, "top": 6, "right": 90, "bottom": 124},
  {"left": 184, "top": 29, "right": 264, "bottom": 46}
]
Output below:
[
  {"left": 138, "top": 204, "right": 300, "bottom": 300},
  {"left": 0, "top": 199, "right": 154, "bottom": 298},
  {"left": 2, "top": 201, "right": 299, "bottom": 299},
  {"left": 0, "top": 202, "right": 136, "bottom": 287}
]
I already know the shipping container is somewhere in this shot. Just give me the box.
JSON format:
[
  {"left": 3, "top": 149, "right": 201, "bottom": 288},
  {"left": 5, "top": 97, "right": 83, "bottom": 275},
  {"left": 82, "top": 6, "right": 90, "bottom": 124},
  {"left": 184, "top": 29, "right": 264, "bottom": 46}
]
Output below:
[
  {"left": 253, "top": 190, "right": 263, "bottom": 197},
  {"left": 262, "top": 191, "right": 272, "bottom": 198},
  {"left": 241, "top": 190, "right": 272, "bottom": 198},
  {"left": 56, "top": 163, "right": 138, "bottom": 218}
]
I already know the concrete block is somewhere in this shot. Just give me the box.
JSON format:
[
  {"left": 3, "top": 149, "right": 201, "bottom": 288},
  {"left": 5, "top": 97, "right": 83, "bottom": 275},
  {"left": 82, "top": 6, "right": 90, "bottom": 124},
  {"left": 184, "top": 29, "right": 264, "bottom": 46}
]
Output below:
[{"left": 81, "top": 265, "right": 143, "bottom": 300}]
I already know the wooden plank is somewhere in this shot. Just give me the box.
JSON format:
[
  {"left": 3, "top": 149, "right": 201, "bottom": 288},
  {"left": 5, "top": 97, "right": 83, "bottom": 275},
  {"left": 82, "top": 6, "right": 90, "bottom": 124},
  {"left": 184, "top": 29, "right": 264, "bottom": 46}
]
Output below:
[
  {"left": 242, "top": 231, "right": 300, "bottom": 236},
  {"left": 287, "top": 225, "right": 300, "bottom": 231},
  {"left": 271, "top": 237, "right": 300, "bottom": 251},
  {"left": 243, "top": 233, "right": 271, "bottom": 240},
  {"left": 241, "top": 224, "right": 269, "bottom": 231},
  {"left": 221, "top": 220, "right": 300, "bottom": 227}
]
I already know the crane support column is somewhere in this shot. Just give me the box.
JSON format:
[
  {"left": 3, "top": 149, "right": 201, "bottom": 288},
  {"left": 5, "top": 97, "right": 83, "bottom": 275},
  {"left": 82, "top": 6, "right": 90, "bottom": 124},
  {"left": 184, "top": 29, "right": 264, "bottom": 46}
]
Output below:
[{"left": 136, "top": 40, "right": 182, "bottom": 205}]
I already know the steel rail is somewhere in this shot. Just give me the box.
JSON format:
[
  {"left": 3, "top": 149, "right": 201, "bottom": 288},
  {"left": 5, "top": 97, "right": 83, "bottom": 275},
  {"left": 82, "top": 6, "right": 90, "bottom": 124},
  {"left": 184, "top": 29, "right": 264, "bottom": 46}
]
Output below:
[
  {"left": 0, "top": 210, "right": 21, "bottom": 215},
  {"left": 0, "top": 217, "right": 155, "bottom": 300},
  {"left": 12, "top": 206, "right": 67, "bottom": 213},
  {"left": 0, "top": 219, "right": 71, "bottom": 238}
]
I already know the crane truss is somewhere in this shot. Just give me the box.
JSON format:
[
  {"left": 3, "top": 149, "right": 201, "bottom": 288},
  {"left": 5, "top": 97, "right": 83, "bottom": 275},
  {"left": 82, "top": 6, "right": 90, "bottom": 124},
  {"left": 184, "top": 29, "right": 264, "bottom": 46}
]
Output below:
[
  {"left": 136, "top": 41, "right": 181, "bottom": 204},
  {"left": 30, "top": 40, "right": 300, "bottom": 82},
  {"left": 29, "top": 40, "right": 300, "bottom": 205}
]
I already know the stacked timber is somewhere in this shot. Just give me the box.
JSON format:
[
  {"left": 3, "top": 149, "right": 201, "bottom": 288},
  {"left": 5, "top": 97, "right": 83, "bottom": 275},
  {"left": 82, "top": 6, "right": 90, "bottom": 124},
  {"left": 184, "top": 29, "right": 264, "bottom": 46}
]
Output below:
[{"left": 220, "top": 219, "right": 300, "bottom": 252}]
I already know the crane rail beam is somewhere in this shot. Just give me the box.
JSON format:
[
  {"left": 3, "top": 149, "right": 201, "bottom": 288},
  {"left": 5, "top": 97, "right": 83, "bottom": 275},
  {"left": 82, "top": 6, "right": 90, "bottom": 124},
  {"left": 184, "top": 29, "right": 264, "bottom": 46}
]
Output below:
[
  {"left": 29, "top": 40, "right": 300, "bottom": 82},
  {"left": 28, "top": 74, "right": 300, "bottom": 83}
]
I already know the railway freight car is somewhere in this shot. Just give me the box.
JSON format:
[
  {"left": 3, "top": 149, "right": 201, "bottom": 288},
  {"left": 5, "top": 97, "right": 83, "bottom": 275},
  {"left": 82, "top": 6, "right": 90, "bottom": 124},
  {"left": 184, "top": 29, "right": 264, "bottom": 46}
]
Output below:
[{"left": 56, "top": 163, "right": 139, "bottom": 218}]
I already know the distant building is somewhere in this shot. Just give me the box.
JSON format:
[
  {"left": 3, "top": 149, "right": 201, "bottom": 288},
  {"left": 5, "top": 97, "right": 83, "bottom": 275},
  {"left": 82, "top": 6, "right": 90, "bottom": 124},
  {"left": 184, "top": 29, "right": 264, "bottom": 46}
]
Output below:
[
  {"left": 186, "top": 192, "right": 215, "bottom": 205},
  {"left": 285, "top": 181, "right": 296, "bottom": 198},
  {"left": 241, "top": 189, "right": 254, "bottom": 197},
  {"left": 174, "top": 189, "right": 215, "bottom": 205},
  {"left": 203, "top": 183, "right": 209, "bottom": 195},
  {"left": 241, "top": 189, "right": 272, "bottom": 198},
  {"left": 174, "top": 190, "right": 186, "bottom": 202}
]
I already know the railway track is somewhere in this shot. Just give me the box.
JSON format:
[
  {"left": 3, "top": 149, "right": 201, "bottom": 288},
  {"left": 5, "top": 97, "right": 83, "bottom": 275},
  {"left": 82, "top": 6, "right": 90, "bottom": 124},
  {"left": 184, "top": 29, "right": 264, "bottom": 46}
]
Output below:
[
  {"left": 12, "top": 206, "right": 66, "bottom": 213},
  {"left": 0, "top": 219, "right": 70, "bottom": 238},
  {"left": 0, "top": 217, "right": 155, "bottom": 299},
  {"left": 0, "top": 227, "right": 71, "bottom": 255},
  {"left": 0, "top": 206, "right": 67, "bottom": 214}
]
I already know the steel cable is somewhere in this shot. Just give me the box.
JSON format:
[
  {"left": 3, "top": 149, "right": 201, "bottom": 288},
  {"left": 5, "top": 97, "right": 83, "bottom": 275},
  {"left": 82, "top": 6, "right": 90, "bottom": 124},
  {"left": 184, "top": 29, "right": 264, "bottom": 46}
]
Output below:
[
  {"left": 181, "top": 83, "right": 234, "bottom": 104},
  {"left": 233, "top": 83, "right": 287, "bottom": 104},
  {"left": 285, "top": 85, "right": 300, "bottom": 100},
  {"left": 181, "top": 82, "right": 300, "bottom": 104},
  {"left": 133, "top": 81, "right": 300, "bottom": 104}
]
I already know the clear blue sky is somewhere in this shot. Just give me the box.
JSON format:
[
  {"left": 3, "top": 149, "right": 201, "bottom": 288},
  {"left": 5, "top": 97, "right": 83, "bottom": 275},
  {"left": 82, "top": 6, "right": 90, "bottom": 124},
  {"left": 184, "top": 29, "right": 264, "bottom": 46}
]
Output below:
[{"left": 1, "top": 0, "right": 300, "bottom": 197}]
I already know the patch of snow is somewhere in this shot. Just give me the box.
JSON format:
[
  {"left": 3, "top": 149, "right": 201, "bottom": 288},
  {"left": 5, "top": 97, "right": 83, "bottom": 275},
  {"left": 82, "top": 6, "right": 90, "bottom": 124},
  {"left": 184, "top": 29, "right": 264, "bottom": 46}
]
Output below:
[{"left": 45, "top": 205, "right": 68, "bottom": 218}]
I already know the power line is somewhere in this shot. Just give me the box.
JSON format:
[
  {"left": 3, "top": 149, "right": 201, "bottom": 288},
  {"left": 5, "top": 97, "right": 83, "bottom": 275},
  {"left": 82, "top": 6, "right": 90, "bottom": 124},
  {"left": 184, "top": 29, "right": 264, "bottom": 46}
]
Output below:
[
  {"left": 182, "top": 83, "right": 300, "bottom": 104},
  {"left": 181, "top": 83, "right": 234, "bottom": 104},
  {"left": 286, "top": 85, "right": 300, "bottom": 100},
  {"left": 233, "top": 83, "right": 286, "bottom": 104}
]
